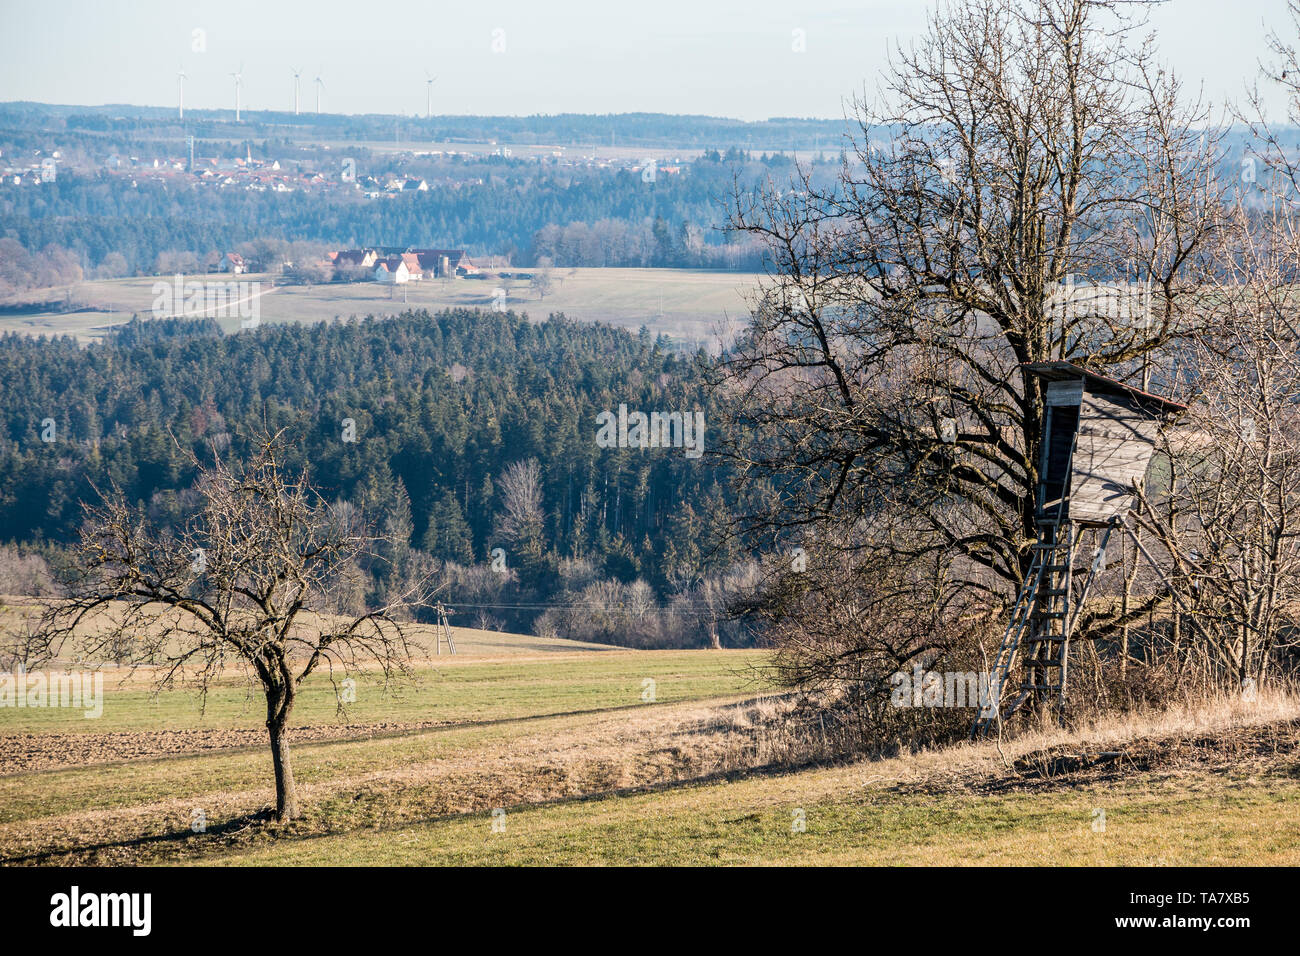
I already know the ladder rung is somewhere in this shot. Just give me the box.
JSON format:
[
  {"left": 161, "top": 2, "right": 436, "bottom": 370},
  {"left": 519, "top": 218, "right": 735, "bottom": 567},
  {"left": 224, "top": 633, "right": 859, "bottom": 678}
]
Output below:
[
  {"left": 1044, "top": 564, "right": 1069, "bottom": 572},
  {"left": 1022, "top": 659, "right": 1063, "bottom": 666},
  {"left": 1040, "top": 588, "right": 1067, "bottom": 596}
]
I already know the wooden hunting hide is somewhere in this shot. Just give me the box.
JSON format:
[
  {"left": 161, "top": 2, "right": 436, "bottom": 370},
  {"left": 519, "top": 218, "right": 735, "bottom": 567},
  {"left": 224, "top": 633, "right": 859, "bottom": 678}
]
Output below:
[
  {"left": 1025, "top": 362, "right": 1186, "bottom": 528},
  {"left": 1067, "top": 391, "right": 1160, "bottom": 524}
]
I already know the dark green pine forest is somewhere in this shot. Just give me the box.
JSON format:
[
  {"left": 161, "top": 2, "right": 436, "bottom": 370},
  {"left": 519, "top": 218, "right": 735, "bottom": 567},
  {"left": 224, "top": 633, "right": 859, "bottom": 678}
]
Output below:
[{"left": 0, "top": 311, "right": 753, "bottom": 646}]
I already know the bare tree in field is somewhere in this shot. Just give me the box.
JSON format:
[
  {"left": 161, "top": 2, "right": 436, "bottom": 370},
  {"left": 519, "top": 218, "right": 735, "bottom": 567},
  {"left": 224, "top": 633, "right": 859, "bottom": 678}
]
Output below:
[
  {"left": 531, "top": 256, "right": 554, "bottom": 300},
  {"left": 715, "top": 0, "right": 1224, "bottom": 688},
  {"left": 27, "top": 431, "right": 434, "bottom": 822}
]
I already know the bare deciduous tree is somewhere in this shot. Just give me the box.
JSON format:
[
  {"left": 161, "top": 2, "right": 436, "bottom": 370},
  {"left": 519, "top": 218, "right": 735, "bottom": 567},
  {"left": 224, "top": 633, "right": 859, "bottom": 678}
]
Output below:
[
  {"left": 496, "top": 458, "right": 546, "bottom": 568},
  {"left": 715, "top": 0, "right": 1223, "bottom": 692},
  {"left": 1246, "top": 0, "right": 1300, "bottom": 194},
  {"left": 531, "top": 257, "right": 554, "bottom": 299},
  {"left": 1133, "top": 198, "right": 1300, "bottom": 684},
  {"left": 1094, "top": 1, "right": 1300, "bottom": 689},
  {"left": 27, "top": 431, "right": 435, "bottom": 822}
]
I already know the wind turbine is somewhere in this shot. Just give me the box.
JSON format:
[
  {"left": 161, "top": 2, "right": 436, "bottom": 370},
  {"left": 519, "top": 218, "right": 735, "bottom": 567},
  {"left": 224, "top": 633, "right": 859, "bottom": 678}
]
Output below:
[
  {"left": 177, "top": 67, "right": 186, "bottom": 120},
  {"left": 230, "top": 61, "right": 244, "bottom": 122},
  {"left": 292, "top": 68, "right": 302, "bottom": 115},
  {"left": 424, "top": 71, "right": 437, "bottom": 119},
  {"left": 314, "top": 71, "right": 325, "bottom": 114}
]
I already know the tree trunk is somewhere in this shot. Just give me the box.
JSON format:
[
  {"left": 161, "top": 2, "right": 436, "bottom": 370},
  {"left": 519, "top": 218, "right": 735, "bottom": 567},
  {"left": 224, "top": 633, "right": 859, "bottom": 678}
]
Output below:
[{"left": 267, "top": 687, "right": 298, "bottom": 822}]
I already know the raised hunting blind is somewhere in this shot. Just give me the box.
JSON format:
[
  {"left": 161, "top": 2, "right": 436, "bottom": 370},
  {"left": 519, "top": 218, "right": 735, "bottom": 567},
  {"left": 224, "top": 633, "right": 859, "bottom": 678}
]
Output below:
[{"left": 972, "top": 362, "right": 1187, "bottom": 737}]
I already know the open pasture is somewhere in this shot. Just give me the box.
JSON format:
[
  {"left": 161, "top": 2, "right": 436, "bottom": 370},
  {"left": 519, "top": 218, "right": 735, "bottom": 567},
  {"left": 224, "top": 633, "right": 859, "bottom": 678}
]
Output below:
[{"left": 0, "top": 267, "right": 763, "bottom": 346}]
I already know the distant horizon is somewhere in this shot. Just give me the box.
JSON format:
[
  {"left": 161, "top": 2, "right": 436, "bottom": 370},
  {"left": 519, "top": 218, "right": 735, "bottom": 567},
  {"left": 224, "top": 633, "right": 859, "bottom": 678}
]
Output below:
[
  {"left": 0, "top": 100, "right": 852, "bottom": 125},
  {"left": 7, "top": 101, "right": 1299, "bottom": 137},
  {"left": 0, "top": 0, "right": 1292, "bottom": 122}
]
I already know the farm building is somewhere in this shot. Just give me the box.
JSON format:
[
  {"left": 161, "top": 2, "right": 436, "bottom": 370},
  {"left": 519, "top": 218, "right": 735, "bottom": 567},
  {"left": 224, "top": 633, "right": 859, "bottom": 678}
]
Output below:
[
  {"left": 324, "top": 246, "right": 497, "bottom": 281},
  {"left": 372, "top": 257, "right": 411, "bottom": 284},
  {"left": 399, "top": 253, "right": 425, "bottom": 278},
  {"left": 408, "top": 248, "right": 467, "bottom": 278},
  {"left": 330, "top": 249, "right": 378, "bottom": 270}
]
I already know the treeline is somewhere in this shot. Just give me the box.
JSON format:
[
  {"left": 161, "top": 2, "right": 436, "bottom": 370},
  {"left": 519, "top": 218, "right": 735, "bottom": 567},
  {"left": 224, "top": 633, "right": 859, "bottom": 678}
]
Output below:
[
  {"left": 0, "top": 239, "right": 85, "bottom": 296},
  {"left": 0, "top": 310, "right": 755, "bottom": 646},
  {"left": 2, "top": 104, "right": 851, "bottom": 151},
  {"left": 532, "top": 217, "right": 764, "bottom": 269},
  {"left": 0, "top": 152, "right": 831, "bottom": 277}
]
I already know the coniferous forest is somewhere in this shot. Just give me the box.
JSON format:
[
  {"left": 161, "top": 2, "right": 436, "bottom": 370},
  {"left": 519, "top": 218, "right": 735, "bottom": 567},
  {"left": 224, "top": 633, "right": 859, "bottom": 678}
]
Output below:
[{"left": 0, "top": 310, "right": 753, "bottom": 645}]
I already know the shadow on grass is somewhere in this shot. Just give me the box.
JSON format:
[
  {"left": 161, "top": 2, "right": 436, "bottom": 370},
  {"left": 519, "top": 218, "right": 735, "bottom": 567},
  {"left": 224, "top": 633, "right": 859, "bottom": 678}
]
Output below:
[{"left": 3, "top": 808, "right": 281, "bottom": 865}]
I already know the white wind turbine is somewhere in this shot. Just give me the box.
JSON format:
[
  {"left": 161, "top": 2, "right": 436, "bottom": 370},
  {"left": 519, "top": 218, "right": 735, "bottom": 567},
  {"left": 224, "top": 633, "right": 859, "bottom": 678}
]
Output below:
[
  {"left": 314, "top": 71, "right": 325, "bottom": 114},
  {"left": 230, "top": 61, "right": 244, "bottom": 122},
  {"left": 177, "top": 67, "right": 186, "bottom": 120},
  {"left": 292, "top": 67, "right": 302, "bottom": 115},
  {"left": 425, "top": 71, "right": 437, "bottom": 119}
]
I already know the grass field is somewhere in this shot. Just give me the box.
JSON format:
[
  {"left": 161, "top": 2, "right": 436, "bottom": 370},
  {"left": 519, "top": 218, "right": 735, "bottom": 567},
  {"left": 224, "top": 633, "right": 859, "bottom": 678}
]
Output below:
[
  {"left": 214, "top": 756, "right": 1300, "bottom": 867},
  {"left": 0, "top": 647, "right": 762, "bottom": 735},
  {"left": 0, "top": 267, "right": 763, "bottom": 345},
  {"left": 4, "top": 612, "right": 1299, "bottom": 866},
  {"left": 0, "top": 632, "right": 785, "bottom": 864}
]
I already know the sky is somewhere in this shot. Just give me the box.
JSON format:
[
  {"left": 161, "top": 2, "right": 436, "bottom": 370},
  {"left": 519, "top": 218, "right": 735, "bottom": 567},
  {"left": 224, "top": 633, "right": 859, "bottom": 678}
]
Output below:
[{"left": 0, "top": 0, "right": 1292, "bottom": 122}]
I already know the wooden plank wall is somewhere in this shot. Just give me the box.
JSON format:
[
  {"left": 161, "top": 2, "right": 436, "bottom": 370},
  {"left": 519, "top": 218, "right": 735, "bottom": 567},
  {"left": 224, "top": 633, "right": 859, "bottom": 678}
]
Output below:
[{"left": 1068, "top": 390, "right": 1158, "bottom": 523}]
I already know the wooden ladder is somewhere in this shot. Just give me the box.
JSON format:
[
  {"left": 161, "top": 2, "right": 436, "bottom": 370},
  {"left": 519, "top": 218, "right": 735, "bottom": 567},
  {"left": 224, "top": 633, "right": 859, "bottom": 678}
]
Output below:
[
  {"left": 973, "top": 518, "right": 1117, "bottom": 737},
  {"left": 973, "top": 525, "right": 1075, "bottom": 736},
  {"left": 1012, "top": 522, "right": 1075, "bottom": 718}
]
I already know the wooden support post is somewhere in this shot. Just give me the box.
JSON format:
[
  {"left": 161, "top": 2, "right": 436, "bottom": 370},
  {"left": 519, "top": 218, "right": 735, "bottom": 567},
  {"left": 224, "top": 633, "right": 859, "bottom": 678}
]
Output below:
[{"left": 434, "top": 602, "right": 457, "bottom": 655}]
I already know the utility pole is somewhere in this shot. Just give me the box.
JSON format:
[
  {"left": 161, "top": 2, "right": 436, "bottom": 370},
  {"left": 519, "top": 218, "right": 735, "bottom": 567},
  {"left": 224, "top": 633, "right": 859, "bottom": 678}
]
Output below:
[{"left": 434, "top": 603, "right": 457, "bottom": 654}]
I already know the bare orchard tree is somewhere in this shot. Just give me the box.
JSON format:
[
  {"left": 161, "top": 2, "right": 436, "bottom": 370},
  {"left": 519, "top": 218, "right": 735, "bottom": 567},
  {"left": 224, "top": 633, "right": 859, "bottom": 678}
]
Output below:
[
  {"left": 531, "top": 257, "right": 554, "bottom": 299},
  {"left": 715, "top": 0, "right": 1223, "bottom": 669},
  {"left": 26, "top": 431, "right": 436, "bottom": 822}
]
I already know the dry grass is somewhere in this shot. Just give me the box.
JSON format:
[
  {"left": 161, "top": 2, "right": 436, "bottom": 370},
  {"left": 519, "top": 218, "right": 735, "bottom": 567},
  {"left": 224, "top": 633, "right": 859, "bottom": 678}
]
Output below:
[
  {"left": 807, "top": 687, "right": 1300, "bottom": 795},
  {"left": 0, "top": 267, "right": 762, "bottom": 344},
  {"left": 0, "top": 691, "right": 784, "bottom": 864},
  {"left": 0, "top": 593, "right": 622, "bottom": 670},
  {"left": 4, "top": 607, "right": 1296, "bottom": 866},
  {"left": 205, "top": 689, "right": 1300, "bottom": 866},
  {"left": 9, "top": 685, "right": 1295, "bottom": 865}
]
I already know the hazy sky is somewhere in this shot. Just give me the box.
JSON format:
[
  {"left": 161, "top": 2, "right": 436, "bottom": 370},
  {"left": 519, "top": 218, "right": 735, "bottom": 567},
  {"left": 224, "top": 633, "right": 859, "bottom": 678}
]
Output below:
[{"left": 0, "top": 0, "right": 1291, "bottom": 121}]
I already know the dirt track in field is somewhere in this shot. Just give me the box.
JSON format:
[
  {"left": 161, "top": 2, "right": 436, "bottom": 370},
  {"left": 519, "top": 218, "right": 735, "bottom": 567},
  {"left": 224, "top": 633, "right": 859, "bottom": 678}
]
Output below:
[{"left": 0, "top": 722, "right": 452, "bottom": 774}]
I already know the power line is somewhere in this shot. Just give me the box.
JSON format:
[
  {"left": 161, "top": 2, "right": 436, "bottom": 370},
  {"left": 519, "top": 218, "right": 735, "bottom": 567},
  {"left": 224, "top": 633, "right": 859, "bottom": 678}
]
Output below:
[{"left": 442, "top": 601, "right": 725, "bottom": 615}]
